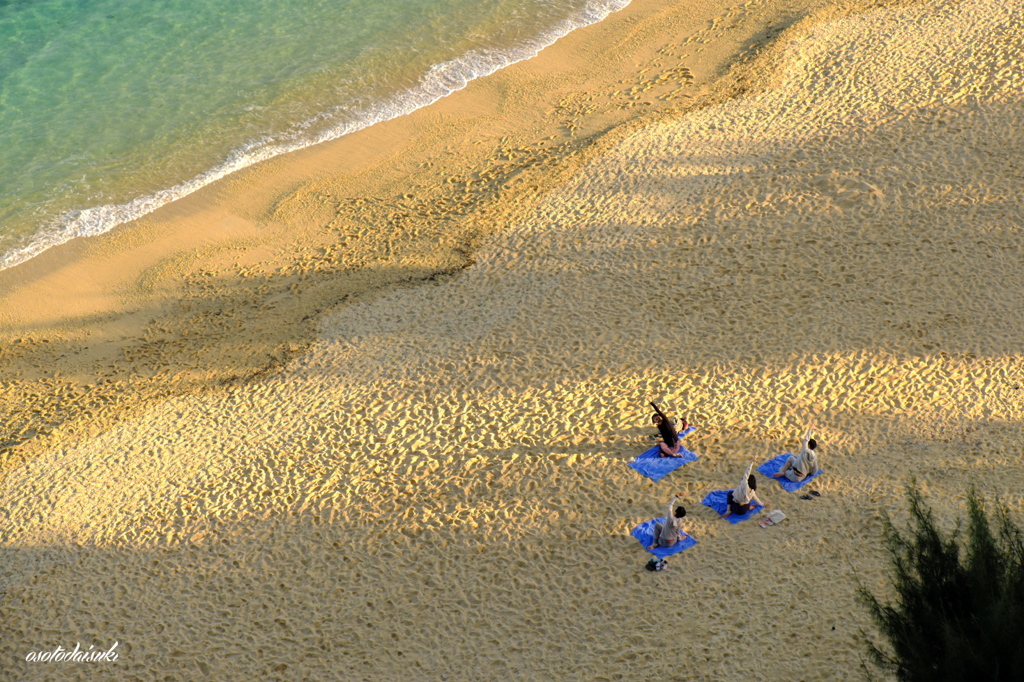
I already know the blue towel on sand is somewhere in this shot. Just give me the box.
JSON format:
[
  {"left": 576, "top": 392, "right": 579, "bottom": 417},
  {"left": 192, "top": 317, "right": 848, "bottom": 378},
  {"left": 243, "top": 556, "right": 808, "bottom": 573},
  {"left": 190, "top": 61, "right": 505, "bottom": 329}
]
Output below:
[
  {"left": 628, "top": 425, "right": 698, "bottom": 481},
  {"left": 757, "top": 454, "right": 824, "bottom": 492},
  {"left": 631, "top": 517, "right": 698, "bottom": 558},
  {"left": 701, "top": 490, "right": 763, "bottom": 524}
]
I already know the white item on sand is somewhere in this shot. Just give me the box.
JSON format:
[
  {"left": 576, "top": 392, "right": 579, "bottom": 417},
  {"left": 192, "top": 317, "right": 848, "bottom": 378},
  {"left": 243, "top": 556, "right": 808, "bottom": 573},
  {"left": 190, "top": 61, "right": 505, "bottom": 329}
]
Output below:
[{"left": 759, "top": 510, "right": 787, "bottom": 527}]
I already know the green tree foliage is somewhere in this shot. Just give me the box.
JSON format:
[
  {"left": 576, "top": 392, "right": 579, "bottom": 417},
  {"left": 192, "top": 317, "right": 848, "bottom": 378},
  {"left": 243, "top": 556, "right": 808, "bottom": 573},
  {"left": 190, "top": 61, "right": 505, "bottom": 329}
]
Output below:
[{"left": 861, "top": 484, "right": 1024, "bottom": 681}]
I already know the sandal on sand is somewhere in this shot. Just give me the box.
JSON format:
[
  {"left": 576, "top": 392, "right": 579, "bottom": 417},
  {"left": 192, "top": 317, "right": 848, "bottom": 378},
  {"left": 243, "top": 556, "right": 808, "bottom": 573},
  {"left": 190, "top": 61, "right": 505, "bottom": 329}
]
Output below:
[
  {"left": 809, "top": 490, "right": 821, "bottom": 497},
  {"left": 799, "top": 494, "right": 813, "bottom": 500}
]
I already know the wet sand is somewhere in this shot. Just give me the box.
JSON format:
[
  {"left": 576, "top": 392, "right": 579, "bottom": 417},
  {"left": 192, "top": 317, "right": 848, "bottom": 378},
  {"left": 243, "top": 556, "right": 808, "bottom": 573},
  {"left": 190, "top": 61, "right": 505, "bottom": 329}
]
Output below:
[{"left": 2, "top": 0, "right": 1023, "bottom": 679}]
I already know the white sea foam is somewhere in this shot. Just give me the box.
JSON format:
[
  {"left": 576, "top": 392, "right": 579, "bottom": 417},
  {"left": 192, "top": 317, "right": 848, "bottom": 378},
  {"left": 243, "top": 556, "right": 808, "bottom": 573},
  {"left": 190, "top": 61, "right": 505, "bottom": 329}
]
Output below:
[{"left": 0, "top": 0, "right": 630, "bottom": 272}]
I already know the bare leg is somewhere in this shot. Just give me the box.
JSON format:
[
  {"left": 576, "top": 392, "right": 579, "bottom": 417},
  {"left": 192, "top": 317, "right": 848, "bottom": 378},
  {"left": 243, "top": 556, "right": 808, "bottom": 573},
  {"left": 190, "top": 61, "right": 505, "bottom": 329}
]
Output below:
[
  {"left": 773, "top": 455, "right": 796, "bottom": 478},
  {"left": 648, "top": 522, "right": 664, "bottom": 550},
  {"left": 658, "top": 442, "right": 681, "bottom": 458}
]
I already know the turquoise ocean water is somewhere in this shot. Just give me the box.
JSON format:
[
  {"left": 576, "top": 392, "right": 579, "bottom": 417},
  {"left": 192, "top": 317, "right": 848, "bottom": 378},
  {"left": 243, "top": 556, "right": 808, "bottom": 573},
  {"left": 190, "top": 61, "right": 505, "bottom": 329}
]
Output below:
[{"left": 0, "top": 0, "right": 628, "bottom": 270}]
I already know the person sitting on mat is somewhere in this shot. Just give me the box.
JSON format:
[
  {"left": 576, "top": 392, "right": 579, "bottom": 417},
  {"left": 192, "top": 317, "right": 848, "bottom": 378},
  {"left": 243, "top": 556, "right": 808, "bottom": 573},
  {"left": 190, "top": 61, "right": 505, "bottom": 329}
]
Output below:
[
  {"left": 650, "top": 401, "right": 688, "bottom": 457},
  {"left": 722, "top": 458, "right": 766, "bottom": 518},
  {"left": 648, "top": 493, "right": 690, "bottom": 549},
  {"left": 773, "top": 427, "right": 820, "bottom": 482}
]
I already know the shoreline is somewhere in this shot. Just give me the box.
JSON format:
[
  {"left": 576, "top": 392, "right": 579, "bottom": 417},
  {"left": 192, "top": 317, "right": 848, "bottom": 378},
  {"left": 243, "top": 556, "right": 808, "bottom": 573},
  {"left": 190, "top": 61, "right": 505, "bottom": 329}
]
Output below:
[
  {"left": 0, "top": 0, "right": 845, "bottom": 470},
  {"left": 0, "top": 0, "right": 634, "bottom": 273}
]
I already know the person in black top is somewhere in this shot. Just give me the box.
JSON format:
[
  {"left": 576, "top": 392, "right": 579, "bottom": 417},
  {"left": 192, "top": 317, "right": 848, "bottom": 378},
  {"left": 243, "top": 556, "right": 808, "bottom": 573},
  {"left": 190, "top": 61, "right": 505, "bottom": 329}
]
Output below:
[{"left": 650, "top": 401, "right": 688, "bottom": 457}]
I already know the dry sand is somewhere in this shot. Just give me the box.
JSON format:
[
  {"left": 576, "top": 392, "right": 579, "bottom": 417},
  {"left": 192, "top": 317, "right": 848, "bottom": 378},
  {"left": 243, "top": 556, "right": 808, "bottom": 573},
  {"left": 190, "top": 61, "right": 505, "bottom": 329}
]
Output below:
[
  {"left": 0, "top": 0, "right": 798, "bottom": 468},
  {"left": 2, "top": 0, "right": 1024, "bottom": 679}
]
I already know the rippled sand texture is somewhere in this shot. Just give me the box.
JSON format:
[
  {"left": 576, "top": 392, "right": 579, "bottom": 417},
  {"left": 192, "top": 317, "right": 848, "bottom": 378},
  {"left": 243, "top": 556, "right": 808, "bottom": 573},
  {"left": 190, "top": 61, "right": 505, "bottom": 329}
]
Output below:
[{"left": 3, "top": 0, "right": 1024, "bottom": 679}]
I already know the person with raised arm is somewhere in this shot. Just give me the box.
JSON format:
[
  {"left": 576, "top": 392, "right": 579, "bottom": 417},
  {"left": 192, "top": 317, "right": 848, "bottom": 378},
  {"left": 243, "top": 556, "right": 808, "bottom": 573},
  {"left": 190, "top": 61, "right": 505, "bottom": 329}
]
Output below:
[
  {"left": 773, "top": 427, "right": 820, "bottom": 482},
  {"left": 722, "top": 457, "right": 766, "bottom": 518},
  {"left": 648, "top": 493, "right": 690, "bottom": 550},
  {"left": 649, "top": 401, "right": 688, "bottom": 458}
]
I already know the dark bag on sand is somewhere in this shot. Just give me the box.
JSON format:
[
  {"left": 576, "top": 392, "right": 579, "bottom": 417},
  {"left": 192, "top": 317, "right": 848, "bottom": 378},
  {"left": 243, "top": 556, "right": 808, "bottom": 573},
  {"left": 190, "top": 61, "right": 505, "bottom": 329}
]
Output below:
[{"left": 645, "top": 558, "right": 667, "bottom": 572}]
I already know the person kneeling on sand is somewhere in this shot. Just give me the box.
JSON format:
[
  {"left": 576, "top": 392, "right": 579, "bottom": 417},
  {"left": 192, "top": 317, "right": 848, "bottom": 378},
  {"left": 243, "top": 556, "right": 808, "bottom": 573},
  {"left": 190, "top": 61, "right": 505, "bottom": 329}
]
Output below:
[
  {"left": 773, "top": 428, "right": 819, "bottom": 482},
  {"left": 650, "top": 401, "right": 688, "bottom": 458},
  {"left": 648, "top": 493, "right": 690, "bottom": 549},
  {"left": 723, "top": 458, "right": 766, "bottom": 518}
]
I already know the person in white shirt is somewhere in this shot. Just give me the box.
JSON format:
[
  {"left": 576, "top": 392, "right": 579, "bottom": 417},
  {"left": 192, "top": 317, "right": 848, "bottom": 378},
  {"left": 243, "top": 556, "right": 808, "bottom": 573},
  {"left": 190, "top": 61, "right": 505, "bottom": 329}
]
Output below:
[
  {"left": 773, "top": 428, "right": 819, "bottom": 482},
  {"left": 648, "top": 494, "right": 690, "bottom": 549},
  {"left": 722, "top": 458, "right": 766, "bottom": 518}
]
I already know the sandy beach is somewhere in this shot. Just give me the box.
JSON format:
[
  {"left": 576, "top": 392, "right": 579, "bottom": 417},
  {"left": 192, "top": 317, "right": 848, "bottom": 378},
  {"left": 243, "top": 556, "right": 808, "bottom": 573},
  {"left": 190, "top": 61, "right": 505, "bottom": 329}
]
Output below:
[{"left": 2, "top": 0, "right": 1024, "bottom": 678}]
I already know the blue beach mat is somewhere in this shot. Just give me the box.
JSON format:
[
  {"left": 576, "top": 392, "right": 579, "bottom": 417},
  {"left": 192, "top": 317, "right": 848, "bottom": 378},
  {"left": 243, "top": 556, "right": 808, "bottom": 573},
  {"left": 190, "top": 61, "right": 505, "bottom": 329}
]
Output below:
[
  {"left": 758, "top": 454, "right": 824, "bottom": 492},
  {"left": 631, "top": 517, "right": 698, "bottom": 558},
  {"left": 701, "top": 490, "right": 764, "bottom": 524},
  {"left": 628, "top": 425, "right": 698, "bottom": 481}
]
